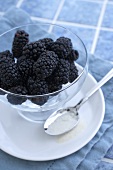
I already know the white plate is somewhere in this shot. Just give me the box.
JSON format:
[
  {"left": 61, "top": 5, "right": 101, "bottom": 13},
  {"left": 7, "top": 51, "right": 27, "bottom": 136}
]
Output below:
[{"left": 0, "top": 72, "right": 105, "bottom": 161}]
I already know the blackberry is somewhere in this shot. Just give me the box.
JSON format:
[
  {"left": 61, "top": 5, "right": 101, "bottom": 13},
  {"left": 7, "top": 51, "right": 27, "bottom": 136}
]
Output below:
[
  {"left": 12, "top": 30, "right": 29, "bottom": 58},
  {"left": 18, "top": 58, "right": 34, "bottom": 79},
  {"left": 50, "top": 37, "right": 72, "bottom": 59},
  {"left": 27, "top": 77, "right": 48, "bottom": 105},
  {"left": 0, "top": 50, "right": 14, "bottom": 63},
  {"left": 27, "top": 77, "right": 48, "bottom": 95},
  {"left": 56, "top": 37, "right": 72, "bottom": 49},
  {"left": 23, "top": 41, "right": 46, "bottom": 61},
  {"left": 69, "top": 62, "right": 78, "bottom": 83},
  {"left": 0, "top": 90, "right": 6, "bottom": 95},
  {"left": 7, "top": 85, "right": 28, "bottom": 105},
  {"left": 33, "top": 51, "right": 59, "bottom": 79},
  {"left": 0, "top": 61, "right": 22, "bottom": 88},
  {"left": 0, "top": 89, "right": 6, "bottom": 95},
  {"left": 50, "top": 41, "right": 71, "bottom": 59},
  {"left": 39, "top": 38, "right": 54, "bottom": 50},
  {"left": 67, "top": 49, "right": 79, "bottom": 62},
  {"left": 31, "top": 96, "right": 48, "bottom": 106},
  {"left": 52, "top": 59, "right": 70, "bottom": 85}
]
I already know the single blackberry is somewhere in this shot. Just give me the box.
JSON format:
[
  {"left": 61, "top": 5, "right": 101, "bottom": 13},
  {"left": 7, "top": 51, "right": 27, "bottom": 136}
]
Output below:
[
  {"left": 27, "top": 77, "right": 48, "bottom": 105},
  {"left": 18, "top": 58, "right": 34, "bottom": 79},
  {"left": 0, "top": 89, "right": 6, "bottom": 95},
  {"left": 39, "top": 38, "right": 54, "bottom": 50},
  {"left": 7, "top": 85, "right": 28, "bottom": 105},
  {"left": 69, "top": 62, "right": 78, "bottom": 83},
  {"left": 31, "top": 96, "right": 48, "bottom": 106},
  {"left": 0, "top": 50, "right": 14, "bottom": 63},
  {"left": 0, "top": 61, "right": 22, "bottom": 88},
  {"left": 56, "top": 37, "right": 72, "bottom": 49},
  {"left": 27, "top": 77, "right": 48, "bottom": 95},
  {"left": 23, "top": 41, "right": 46, "bottom": 61},
  {"left": 50, "top": 41, "right": 72, "bottom": 59},
  {"left": 12, "top": 30, "right": 29, "bottom": 58},
  {"left": 50, "top": 37, "right": 72, "bottom": 59},
  {"left": 33, "top": 51, "right": 59, "bottom": 79},
  {"left": 0, "top": 52, "right": 15, "bottom": 88},
  {"left": 52, "top": 59, "right": 70, "bottom": 85},
  {"left": 67, "top": 49, "right": 79, "bottom": 62}
]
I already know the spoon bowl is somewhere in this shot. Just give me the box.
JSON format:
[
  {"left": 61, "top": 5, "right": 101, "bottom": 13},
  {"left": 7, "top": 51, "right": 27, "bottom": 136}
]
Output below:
[{"left": 44, "top": 106, "right": 80, "bottom": 135}]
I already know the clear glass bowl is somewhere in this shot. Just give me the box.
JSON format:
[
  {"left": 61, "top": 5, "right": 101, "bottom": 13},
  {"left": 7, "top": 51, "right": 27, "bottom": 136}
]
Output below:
[{"left": 0, "top": 23, "right": 88, "bottom": 122}]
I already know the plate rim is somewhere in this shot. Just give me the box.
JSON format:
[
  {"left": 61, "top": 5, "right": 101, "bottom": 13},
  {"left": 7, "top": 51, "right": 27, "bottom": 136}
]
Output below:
[{"left": 0, "top": 73, "right": 105, "bottom": 161}]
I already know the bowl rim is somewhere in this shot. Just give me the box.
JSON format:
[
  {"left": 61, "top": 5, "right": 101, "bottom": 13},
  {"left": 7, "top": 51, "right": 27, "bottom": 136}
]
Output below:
[{"left": 0, "top": 23, "right": 88, "bottom": 98}]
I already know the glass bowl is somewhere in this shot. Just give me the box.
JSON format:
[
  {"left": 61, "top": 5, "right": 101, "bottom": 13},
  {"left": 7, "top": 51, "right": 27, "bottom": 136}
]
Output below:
[{"left": 0, "top": 23, "right": 88, "bottom": 122}]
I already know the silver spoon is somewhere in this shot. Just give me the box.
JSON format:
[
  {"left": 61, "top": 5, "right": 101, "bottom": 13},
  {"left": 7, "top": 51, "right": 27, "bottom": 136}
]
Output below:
[{"left": 44, "top": 68, "right": 113, "bottom": 136}]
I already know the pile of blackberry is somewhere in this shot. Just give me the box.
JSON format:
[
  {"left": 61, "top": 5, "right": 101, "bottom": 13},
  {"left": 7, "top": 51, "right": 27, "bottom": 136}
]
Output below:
[{"left": 0, "top": 30, "right": 79, "bottom": 105}]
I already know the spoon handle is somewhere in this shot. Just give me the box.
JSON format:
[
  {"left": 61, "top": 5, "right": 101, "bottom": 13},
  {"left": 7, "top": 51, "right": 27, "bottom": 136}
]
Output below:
[{"left": 76, "top": 68, "right": 113, "bottom": 109}]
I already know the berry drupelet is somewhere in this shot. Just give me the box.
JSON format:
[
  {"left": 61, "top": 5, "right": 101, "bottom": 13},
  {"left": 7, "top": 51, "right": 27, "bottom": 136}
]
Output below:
[
  {"left": 7, "top": 85, "right": 28, "bottom": 105},
  {"left": 12, "top": 30, "right": 29, "bottom": 58},
  {"left": 22, "top": 41, "right": 46, "bottom": 61},
  {"left": 33, "top": 51, "right": 59, "bottom": 79}
]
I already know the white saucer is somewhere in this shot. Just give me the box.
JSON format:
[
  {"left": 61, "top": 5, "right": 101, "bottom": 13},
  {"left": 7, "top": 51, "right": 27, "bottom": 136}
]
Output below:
[{"left": 0, "top": 72, "right": 105, "bottom": 161}]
